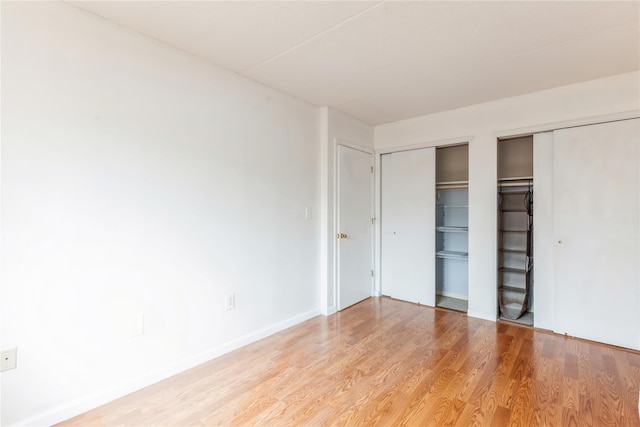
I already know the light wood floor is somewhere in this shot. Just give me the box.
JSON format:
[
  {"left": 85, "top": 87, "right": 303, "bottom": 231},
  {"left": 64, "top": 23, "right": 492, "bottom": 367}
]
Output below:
[{"left": 58, "top": 297, "right": 640, "bottom": 426}]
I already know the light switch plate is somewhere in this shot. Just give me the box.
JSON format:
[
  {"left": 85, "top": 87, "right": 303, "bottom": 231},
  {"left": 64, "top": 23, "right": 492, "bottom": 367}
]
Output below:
[
  {"left": 225, "top": 293, "right": 235, "bottom": 311},
  {"left": 130, "top": 314, "right": 145, "bottom": 337}
]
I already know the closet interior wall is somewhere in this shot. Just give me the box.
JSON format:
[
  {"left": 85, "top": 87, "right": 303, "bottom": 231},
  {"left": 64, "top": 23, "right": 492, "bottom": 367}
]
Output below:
[
  {"left": 435, "top": 144, "right": 469, "bottom": 312},
  {"left": 497, "top": 136, "right": 534, "bottom": 325}
]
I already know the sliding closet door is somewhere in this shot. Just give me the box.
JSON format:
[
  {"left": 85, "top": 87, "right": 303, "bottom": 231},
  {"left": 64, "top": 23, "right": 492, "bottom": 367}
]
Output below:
[
  {"left": 552, "top": 118, "right": 639, "bottom": 349},
  {"left": 381, "top": 148, "right": 435, "bottom": 305}
]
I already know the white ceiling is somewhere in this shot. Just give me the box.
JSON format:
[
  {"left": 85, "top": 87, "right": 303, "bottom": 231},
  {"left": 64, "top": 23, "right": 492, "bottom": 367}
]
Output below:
[{"left": 68, "top": 1, "right": 640, "bottom": 125}]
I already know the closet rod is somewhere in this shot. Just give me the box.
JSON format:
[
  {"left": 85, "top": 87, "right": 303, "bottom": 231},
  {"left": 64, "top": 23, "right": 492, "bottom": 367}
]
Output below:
[
  {"left": 436, "top": 184, "right": 469, "bottom": 190},
  {"left": 498, "top": 176, "right": 533, "bottom": 182}
]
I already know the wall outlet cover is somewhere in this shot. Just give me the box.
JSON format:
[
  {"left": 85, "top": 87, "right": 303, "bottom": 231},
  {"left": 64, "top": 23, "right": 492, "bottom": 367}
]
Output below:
[{"left": 1, "top": 348, "right": 17, "bottom": 372}]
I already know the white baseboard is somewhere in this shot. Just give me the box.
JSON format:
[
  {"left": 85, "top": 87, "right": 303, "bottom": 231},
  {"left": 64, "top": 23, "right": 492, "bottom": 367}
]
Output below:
[
  {"left": 11, "top": 308, "right": 321, "bottom": 427},
  {"left": 467, "top": 309, "right": 497, "bottom": 322},
  {"left": 323, "top": 305, "right": 337, "bottom": 316},
  {"left": 437, "top": 290, "right": 468, "bottom": 300}
]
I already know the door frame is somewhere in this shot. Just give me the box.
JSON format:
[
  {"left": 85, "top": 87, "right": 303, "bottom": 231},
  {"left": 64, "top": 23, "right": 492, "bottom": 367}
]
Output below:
[
  {"left": 375, "top": 136, "right": 473, "bottom": 297},
  {"left": 334, "top": 140, "right": 374, "bottom": 311},
  {"left": 534, "top": 119, "right": 639, "bottom": 349},
  {"left": 497, "top": 111, "right": 640, "bottom": 330}
]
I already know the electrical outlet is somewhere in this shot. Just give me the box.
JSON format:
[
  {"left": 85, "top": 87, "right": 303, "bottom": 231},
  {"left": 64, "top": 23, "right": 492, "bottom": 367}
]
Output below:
[
  {"left": 1, "top": 348, "right": 17, "bottom": 372},
  {"left": 225, "top": 293, "right": 235, "bottom": 311}
]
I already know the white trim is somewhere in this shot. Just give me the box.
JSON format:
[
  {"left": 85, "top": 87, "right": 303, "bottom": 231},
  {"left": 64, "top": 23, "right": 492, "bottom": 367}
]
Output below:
[
  {"left": 334, "top": 141, "right": 340, "bottom": 311},
  {"left": 376, "top": 135, "right": 473, "bottom": 155},
  {"left": 369, "top": 151, "right": 376, "bottom": 298},
  {"left": 374, "top": 150, "right": 382, "bottom": 296},
  {"left": 9, "top": 308, "right": 321, "bottom": 427},
  {"left": 493, "top": 110, "right": 640, "bottom": 139},
  {"left": 336, "top": 138, "right": 374, "bottom": 154},
  {"left": 467, "top": 310, "right": 497, "bottom": 322},
  {"left": 437, "top": 290, "right": 468, "bottom": 301}
]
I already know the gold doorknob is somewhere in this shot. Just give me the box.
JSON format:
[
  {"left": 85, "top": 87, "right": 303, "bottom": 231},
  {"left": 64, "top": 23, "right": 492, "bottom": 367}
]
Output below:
[{"left": 340, "top": 233, "right": 348, "bottom": 239}]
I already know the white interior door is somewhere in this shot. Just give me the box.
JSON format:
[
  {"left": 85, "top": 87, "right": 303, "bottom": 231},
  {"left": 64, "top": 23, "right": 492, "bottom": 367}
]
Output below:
[
  {"left": 337, "top": 145, "right": 373, "bottom": 310},
  {"left": 552, "top": 118, "right": 639, "bottom": 349},
  {"left": 381, "top": 148, "right": 436, "bottom": 305}
]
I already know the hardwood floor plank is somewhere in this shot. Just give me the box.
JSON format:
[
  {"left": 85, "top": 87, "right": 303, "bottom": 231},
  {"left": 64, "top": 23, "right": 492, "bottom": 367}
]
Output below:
[
  {"left": 453, "top": 401, "right": 485, "bottom": 427},
  {"left": 57, "top": 297, "right": 640, "bottom": 427},
  {"left": 562, "top": 406, "right": 580, "bottom": 427},
  {"left": 563, "top": 377, "right": 580, "bottom": 412},
  {"left": 490, "top": 405, "right": 511, "bottom": 426}
]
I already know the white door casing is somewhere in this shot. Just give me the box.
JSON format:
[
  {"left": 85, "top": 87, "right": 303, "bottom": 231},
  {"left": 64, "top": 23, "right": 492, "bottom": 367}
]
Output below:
[
  {"left": 381, "top": 148, "right": 436, "bottom": 305},
  {"left": 552, "top": 118, "right": 639, "bottom": 350},
  {"left": 337, "top": 144, "right": 373, "bottom": 310}
]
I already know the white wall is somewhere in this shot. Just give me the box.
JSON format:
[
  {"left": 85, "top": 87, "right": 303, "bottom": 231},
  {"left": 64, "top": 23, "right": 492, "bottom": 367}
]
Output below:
[
  {"left": 320, "top": 107, "right": 373, "bottom": 314},
  {"left": 1, "top": 2, "right": 321, "bottom": 425},
  {"left": 375, "top": 71, "right": 640, "bottom": 321}
]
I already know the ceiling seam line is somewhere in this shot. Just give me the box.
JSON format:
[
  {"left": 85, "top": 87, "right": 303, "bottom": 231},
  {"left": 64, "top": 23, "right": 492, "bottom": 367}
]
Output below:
[{"left": 240, "top": 0, "right": 386, "bottom": 75}]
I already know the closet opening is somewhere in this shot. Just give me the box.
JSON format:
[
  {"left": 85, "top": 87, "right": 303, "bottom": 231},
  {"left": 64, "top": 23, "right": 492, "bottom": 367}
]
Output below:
[
  {"left": 497, "top": 135, "right": 534, "bottom": 326},
  {"left": 435, "top": 144, "right": 469, "bottom": 312}
]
